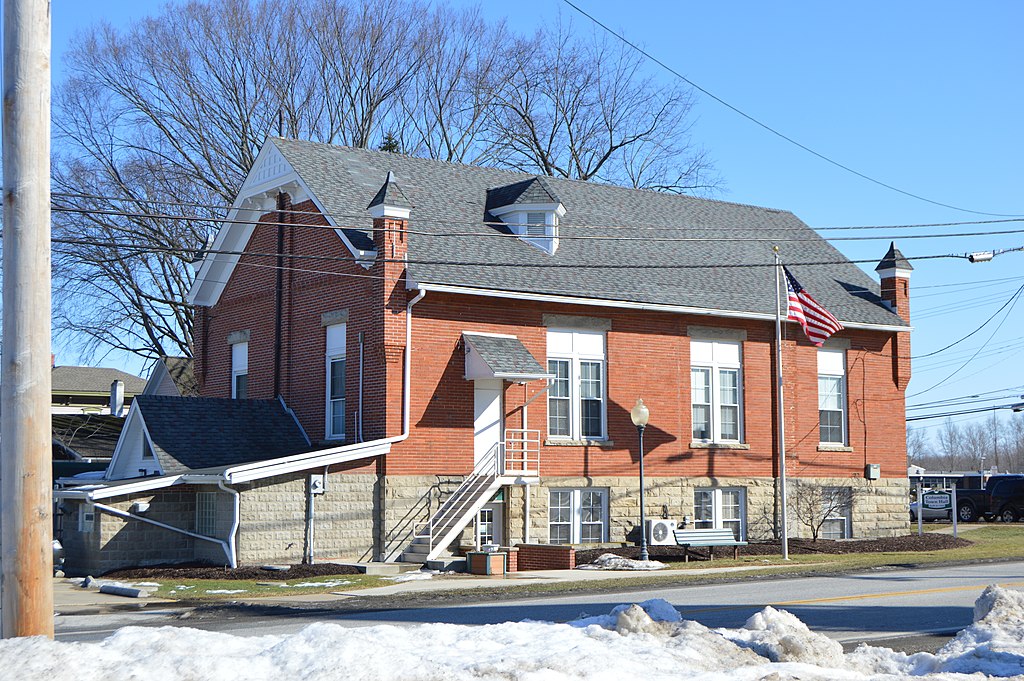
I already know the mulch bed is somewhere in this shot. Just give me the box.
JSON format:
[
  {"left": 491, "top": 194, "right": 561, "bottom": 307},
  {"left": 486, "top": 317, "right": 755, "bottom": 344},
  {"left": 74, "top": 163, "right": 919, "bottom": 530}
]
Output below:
[
  {"left": 102, "top": 562, "right": 362, "bottom": 581},
  {"left": 574, "top": 533, "right": 971, "bottom": 565}
]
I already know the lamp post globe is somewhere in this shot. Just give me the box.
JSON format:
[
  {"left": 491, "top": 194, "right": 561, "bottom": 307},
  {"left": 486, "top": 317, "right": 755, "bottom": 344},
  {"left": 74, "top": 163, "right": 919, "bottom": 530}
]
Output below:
[{"left": 631, "top": 399, "right": 650, "bottom": 562}]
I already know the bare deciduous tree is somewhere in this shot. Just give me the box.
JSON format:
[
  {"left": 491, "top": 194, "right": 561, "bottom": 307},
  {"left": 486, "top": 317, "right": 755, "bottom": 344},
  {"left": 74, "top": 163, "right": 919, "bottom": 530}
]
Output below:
[
  {"left": 791, "top": 483, "right": 857, "bottom": 542},
  {"left": 53, "top": 0, "right": 717, "bottom": 363}
]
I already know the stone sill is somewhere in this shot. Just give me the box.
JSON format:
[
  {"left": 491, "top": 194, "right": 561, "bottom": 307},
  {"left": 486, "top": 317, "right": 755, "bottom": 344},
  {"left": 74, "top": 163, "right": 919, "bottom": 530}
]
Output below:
[
  {"left": 545, "top": 439, "right": 615, "bottom": 448},
  {"left": 817, "top": 445, "right": 854, "bottom": 452},
  {"left": 689, "top": 441, "right": 750, "bottom": 450}
]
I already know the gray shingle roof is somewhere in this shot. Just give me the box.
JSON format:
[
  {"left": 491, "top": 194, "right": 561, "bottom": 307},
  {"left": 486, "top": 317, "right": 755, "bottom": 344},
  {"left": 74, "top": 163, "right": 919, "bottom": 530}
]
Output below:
[
  {"left": 876, "top": 241, "right": 913, "bottom": 272},
  {"left": 270, "top": 138, "right": 908, "bottom": 329},
  {"left": 463, "top": 333, "right": 551, "bottom": 380},
  {"left": 52, "top": 366, "right": 147, "bottom": 395},
  {"left": 52, "top": 414, "right": 125, "bottom": 460},
  {"left": 133, "top": 395, "right": 310, "bottom": 475},
  {"left": 367, "top": 170, "right": 413, "bottom": 211},
  {"left": 485, "top": 177, "right": 561, "bottom": 211}
]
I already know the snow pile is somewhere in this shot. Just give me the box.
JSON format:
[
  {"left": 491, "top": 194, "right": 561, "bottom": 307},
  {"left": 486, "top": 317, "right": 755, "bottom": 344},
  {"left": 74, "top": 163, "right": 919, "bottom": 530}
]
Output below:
[
  {"left": 932, "top": 585, "right": 1024, "bottom": 676},
  {"left": 281, "top": 580, "right": 352, "bottom": 588},
  {"left": 722, "top": 605, "right": 846, "bottom": 667},
  {"left": 10, "top": 588, "right": 1024, "bottom": 679},
  {"left": 577, "top": 552, "right": 667, "bottom": 571},
  {"left": 386, "top": 569, "right": 439, "bottom": 582}
]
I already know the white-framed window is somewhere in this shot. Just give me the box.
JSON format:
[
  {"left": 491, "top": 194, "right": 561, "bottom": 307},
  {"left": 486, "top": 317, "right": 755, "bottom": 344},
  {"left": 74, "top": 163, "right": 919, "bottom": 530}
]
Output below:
[
  {"left": 547, "top": 329, "right": 606, "bottom": 440},
  {"left": 196, "top": 492, "right": 217, "bottom": 536},
  {"left": 690, "top": 339, "right": 743, "bottom": 442},
  {"left": 693, "top": 487, "right": 745, "bottom": 540},
  {"left": 818, "top": 349, "right": 846, "bottom": 445},
  {"left": 231, "top": 341, "right": 248, "bottom": 399},
  {"left": 821, "top": 487, "right": 852, "bottom": 539},
  {"left": 548, "top": 488, "right": 607, "bottom": 544},
  {"left": 325, "top": 323, "right": 347, "bottom": 440}
]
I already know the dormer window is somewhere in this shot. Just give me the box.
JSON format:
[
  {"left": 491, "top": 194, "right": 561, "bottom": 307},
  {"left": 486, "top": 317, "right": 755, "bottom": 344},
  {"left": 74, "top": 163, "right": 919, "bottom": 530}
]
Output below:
[{"left": 486, "top": 178, "right": 566, "bottom": 255}]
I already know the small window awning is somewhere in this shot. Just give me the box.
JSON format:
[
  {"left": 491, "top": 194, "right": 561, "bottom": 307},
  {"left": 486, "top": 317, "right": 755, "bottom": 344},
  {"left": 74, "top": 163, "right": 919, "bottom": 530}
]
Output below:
[{"left": 463, "top": 332, "right": 553, "bottom": 383}]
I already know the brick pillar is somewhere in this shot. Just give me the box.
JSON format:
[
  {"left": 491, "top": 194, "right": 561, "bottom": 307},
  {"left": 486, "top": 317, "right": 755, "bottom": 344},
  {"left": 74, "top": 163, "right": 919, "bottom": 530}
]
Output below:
[
  {"left": 875, "top": 242, "right": 912, "bottom": 390},
  {"left": 367, "top": 172, "right": 413, "bottom": 439}
]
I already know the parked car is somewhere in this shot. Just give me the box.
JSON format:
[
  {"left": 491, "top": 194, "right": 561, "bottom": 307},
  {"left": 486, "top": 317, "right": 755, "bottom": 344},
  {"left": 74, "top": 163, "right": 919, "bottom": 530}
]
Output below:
[
  {"left": 953, "top": 474, "right": 1024, "bottom": 522},
  {"left": 53, "top": 539, "right": 65, "bottom": 573},
  {"left": 988, "top": 478, "right": 1024, "bottom": 523},
  {"left": 909, "top": 500, "right": 951, "bottom": 522}
]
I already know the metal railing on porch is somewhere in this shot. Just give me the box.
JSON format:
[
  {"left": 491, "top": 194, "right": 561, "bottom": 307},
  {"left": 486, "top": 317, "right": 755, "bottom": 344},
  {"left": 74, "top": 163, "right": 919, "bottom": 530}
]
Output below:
[{"left": 412, "top": 429, "right": 541, "bottom": 558}]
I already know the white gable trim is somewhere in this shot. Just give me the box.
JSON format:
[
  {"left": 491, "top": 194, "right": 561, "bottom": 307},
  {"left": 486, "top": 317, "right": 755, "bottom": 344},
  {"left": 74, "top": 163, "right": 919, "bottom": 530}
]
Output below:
[
  {"left": 189, "top": 141, "right": 377, "bottom": 307},
  {"left": 105, "top": 404, "right": 164, "bottom": 480}
]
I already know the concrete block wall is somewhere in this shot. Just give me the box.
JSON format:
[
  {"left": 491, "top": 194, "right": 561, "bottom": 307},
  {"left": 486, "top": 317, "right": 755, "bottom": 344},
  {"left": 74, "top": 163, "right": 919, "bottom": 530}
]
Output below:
[
  {"left": 62, "top": 490, "right": 203, "bottom": 576},
  {"left": 236, "top": 469, "right": 380, "bottom": 565}
]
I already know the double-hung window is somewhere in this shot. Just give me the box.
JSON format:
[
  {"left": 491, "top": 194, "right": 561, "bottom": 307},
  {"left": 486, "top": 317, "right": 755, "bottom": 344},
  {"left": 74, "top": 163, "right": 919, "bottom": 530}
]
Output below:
[
  {"left": 821, "top": 487, "right": 852, "bottom": 539},
  {"left": 547, "top": 329, "right": 605, "bottom": 440},
  {"left": 690, "top": 339, "right": 742, "bottom": 443},
  {"left": 818, "top": 349, "right": 846, "bottom": 445},
  {"left": 548, "top": 489, "right": 607, "bottom": 544},
  {"left": 693, "top": 487, "right": 745, "bottom": 540},
  {"left": 196, "top": 492, "right": 217, "bottom": 536},
  {"left": 231, "top": 342, "right": 248, "bottom": 399},
  {"left": 325, "top": 323, "right": 346, "bottom": 440}
]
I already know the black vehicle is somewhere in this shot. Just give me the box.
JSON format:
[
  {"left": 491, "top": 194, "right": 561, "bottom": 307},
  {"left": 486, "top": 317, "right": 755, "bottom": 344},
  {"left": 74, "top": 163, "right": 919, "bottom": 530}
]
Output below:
[
  {"left": 989, "top": 478, "right": 1024, "bottom": 523},
  {"left": 954, "top": 474, "right": 1024, "bottom": 522}
]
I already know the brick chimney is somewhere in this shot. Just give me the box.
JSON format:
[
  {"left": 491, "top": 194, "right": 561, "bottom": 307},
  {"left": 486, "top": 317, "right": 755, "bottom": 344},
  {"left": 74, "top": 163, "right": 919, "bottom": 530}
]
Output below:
[
  {"left": 875, "top": 241, "right": 912, "bottom": 389},
  {"left": 367, "top": 171, "right": 413, "bottom": 439},
  {"left": 875, "top": 241, "right": 912, "bottom": 322}
]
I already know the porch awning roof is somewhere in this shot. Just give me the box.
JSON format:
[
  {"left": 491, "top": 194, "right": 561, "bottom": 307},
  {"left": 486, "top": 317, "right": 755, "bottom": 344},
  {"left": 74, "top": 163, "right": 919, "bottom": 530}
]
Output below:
[{"left": 463, "top": 332, "right": 553, "bottom": 383}]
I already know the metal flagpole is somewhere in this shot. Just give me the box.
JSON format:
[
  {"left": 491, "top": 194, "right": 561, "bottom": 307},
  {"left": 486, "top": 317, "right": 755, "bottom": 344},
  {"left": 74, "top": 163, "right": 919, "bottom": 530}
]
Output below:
[{"left": 773, "top": 247, "right": 790, "bottom": 560}]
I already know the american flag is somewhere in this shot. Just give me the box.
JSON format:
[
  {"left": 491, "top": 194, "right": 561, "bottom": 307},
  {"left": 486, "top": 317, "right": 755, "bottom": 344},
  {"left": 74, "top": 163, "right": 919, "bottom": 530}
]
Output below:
[{"left": 783, "top": 266, "right": 843, "bottom": 346}]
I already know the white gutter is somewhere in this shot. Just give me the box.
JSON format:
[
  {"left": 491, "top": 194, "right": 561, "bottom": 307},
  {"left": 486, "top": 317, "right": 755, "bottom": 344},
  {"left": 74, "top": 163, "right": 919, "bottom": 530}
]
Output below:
[
  {"left": 217, "top": 481, "right": 241, "bottom": 568},
  {"left": 90, "top": 501, "right": 234, "bottom": 567},
  {"left": 412, "top": 282, "right": 912, "bottom": 333},
  {"left": 59, "top": 288, "right": 429, "bottom": 566}
]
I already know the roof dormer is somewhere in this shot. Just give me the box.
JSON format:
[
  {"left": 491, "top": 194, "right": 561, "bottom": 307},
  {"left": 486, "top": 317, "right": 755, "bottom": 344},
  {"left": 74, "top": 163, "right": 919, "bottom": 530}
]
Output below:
[{"left": 486, "top": 177, "right": 566, "bottom": 254}]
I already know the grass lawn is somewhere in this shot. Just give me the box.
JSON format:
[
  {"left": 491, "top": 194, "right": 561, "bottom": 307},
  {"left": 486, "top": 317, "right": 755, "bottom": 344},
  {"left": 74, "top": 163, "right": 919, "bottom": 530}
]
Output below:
[
  {"left": 149, "top": 573, "right": 391, "bottom": 601},
  {"left": 140, "top": 525, "right": 1024, "bottom": 603}
]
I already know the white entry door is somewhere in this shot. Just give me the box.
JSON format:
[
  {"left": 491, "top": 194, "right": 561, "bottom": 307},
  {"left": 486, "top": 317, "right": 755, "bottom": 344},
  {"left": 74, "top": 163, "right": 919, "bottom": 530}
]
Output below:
[{"left": 473, "top": 379, "right": 503, "bottom": 470}]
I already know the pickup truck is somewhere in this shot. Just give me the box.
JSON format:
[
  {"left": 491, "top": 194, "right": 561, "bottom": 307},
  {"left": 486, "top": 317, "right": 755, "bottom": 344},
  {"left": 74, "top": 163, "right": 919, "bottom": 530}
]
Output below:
[{"left": 953, "top": 475, "right": 1024, "bottom": 522}]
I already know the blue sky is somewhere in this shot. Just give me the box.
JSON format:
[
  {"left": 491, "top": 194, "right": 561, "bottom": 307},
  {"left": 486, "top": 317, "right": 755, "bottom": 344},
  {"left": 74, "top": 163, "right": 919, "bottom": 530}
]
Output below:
[{"left": 50, "top": 1, "right": 1024, "bottom": 442}]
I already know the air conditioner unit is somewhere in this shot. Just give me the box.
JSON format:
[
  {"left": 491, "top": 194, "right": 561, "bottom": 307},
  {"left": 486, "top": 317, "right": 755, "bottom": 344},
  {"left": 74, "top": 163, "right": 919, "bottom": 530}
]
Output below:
[{"left": 646, "top": 518, "right": 678, "bottom": 546}]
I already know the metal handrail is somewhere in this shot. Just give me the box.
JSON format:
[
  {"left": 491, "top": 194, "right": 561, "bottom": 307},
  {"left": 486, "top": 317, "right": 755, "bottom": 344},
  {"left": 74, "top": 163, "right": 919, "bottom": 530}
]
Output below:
[
  {"left": 504, "top": 429, "right": 540, "bottom": 476},
  {"left": 422, "top": 443, "right": 501, "bottom": 551}
]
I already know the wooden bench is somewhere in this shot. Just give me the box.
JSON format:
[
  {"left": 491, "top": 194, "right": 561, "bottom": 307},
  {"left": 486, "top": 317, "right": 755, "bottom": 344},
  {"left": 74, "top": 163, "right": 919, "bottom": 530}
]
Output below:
[{"left": 673, "top": 528, "right": 747, "bottom": 561}]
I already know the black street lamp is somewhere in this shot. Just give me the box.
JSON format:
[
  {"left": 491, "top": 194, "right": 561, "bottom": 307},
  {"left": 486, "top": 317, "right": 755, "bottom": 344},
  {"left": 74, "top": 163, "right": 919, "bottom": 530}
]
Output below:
[{"left": 630, "top": 398, "right": 650, "bottom": 562}]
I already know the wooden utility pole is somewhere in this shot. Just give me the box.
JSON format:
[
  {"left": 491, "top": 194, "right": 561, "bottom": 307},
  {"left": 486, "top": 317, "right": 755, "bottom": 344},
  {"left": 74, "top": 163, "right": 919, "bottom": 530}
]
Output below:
[{"left": 2, "top": 0, "right": 54, "bottom": 638}]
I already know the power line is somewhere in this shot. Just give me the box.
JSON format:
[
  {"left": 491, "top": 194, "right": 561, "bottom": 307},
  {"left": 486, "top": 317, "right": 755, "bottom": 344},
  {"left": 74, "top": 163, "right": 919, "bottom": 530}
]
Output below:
[
  {"left": 559, "top": 0, "right": 1024, "bottom": 218},
  {"left": 47, "top": 190, "right": 1024, "bottom": 234},
  {"left": 910, "top": 283, "right": 1024, "bottom": 359}
]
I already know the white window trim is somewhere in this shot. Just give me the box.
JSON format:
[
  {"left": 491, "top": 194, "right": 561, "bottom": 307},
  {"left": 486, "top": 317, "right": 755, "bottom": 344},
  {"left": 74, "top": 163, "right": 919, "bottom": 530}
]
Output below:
[
  {"left": 231, "top": 341, "right": 248, "bottom": 399},
  {"left": 821, "top": 487, "right": 852, "bottom": 539},
  {"left": 548, "top": 488, "right": 608, "bottom": 544},
  {"left": 547, "top": 329, "right": 607, "bottom": 441},
  {"left": 818, "top": 349, "right": 847, "bottom": 446},
  {"left": 325, "top": 323, "right": 347, "bottom": 441},
  {"left": 690, "top": 339, "right": 744, "bottom": 444},
  {"left": 693, "top": 487, "right": 746, "bottom": 540}
]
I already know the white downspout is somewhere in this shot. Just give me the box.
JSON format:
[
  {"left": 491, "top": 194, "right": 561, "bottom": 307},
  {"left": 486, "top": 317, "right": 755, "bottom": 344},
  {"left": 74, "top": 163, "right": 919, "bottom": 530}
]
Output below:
[
  {"left": 358, "top": 331, "right": 365, "bottom": 442},
  {"left": 90, "top": 501, "right": 235, "bottom": 568},
  {"left": 403, "top": 289, "right": 426, "bottom": 437},
  {"left": 217, "top": 481, "right": 240, "bottom": 568}
]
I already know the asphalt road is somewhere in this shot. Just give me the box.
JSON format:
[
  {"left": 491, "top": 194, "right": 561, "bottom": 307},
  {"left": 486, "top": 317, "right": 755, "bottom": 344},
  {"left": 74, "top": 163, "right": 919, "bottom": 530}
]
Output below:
[{"left": 55, "top": 560, "right": 1024, "bottom": 653}]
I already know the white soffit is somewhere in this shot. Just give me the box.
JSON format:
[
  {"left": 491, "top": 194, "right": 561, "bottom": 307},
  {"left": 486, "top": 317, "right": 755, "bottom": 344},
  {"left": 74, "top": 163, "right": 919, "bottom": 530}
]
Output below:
[{"left": 189, "top": 141, "right": 377, "bottom": 307}]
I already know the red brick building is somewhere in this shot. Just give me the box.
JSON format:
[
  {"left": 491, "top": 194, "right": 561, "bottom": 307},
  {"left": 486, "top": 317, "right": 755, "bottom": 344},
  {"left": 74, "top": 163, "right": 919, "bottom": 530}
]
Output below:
[{"left": 183, "top": 138, "right": 913, "bottom": 564}]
